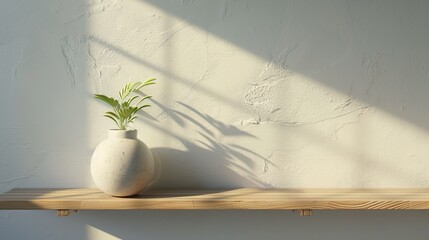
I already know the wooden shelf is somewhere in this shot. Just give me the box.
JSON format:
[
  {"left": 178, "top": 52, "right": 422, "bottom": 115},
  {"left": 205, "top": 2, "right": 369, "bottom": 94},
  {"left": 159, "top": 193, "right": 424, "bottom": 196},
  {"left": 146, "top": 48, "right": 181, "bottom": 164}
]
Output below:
[{"left": 2, "top": 188, "right": 429, "bottom": 216}]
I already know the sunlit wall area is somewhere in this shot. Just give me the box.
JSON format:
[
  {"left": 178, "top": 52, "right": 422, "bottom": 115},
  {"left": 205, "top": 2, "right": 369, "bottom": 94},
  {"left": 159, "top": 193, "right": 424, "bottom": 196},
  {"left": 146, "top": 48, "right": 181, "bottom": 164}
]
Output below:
[
  {"left": 87, "top": 0, "right": 429, "bottom": 188},
  {"left": 2, "top": 0, "right": 429, "bottom": 239}
]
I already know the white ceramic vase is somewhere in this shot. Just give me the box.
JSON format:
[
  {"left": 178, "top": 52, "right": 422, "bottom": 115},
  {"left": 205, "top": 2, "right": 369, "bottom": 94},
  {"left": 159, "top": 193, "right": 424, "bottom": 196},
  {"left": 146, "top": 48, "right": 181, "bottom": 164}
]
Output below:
[{"left": 90, "top": 129, "right": 154, "bottom": 197}]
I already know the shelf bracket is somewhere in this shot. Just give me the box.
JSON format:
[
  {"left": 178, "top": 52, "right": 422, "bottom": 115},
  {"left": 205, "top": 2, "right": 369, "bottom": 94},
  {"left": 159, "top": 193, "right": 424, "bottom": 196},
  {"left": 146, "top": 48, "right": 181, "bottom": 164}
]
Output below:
[
  {"left": 293, "top": 209, "right": 313, "bottom": 216},
  {"left": 57, "top": 209, "right": 78, "bottom": 216}
]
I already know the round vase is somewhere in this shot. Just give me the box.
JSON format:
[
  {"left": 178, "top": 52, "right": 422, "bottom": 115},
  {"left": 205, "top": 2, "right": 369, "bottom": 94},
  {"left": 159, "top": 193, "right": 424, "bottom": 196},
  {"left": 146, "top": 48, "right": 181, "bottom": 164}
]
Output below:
[{"left": 90, "top": 129, "right": 154, "bottom": 197}]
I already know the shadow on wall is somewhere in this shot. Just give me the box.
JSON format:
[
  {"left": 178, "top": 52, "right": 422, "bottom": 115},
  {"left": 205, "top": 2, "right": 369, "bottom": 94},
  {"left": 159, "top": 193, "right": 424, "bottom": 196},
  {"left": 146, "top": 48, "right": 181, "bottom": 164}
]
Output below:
[
  {"left": 82, "top": 210, "right": 429, "bottom": 240},
  {"left": 0, "top": 0, "right": 90, "bottom": 191},
  {"left": 87, "top": 0, "right": 429, "bottom": 187},
  {"left": 88, "top": 33, "right": 280, "bottom": 187},
  {"left": 146, "top": 101, "right": 276, "bottom": 188},
  {"left": 143, "top": 0, "right": 429, "bottom": 132},
  {"left": 4, "top": 209, "right": 429, "bottom": 240}
]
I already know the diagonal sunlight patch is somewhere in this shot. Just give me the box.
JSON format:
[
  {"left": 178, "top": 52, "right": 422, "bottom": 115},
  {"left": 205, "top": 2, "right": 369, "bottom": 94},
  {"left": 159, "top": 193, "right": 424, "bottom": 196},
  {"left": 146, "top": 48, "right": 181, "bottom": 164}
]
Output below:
[
  {"left": 87, "top": 1, "right": 429, "bottom": 188},
  {"left": 87, "top": 225, "right": 120, "bottom": 240},
  {"left": 141, "top": 0, "right": 429, "bottom": 135}
]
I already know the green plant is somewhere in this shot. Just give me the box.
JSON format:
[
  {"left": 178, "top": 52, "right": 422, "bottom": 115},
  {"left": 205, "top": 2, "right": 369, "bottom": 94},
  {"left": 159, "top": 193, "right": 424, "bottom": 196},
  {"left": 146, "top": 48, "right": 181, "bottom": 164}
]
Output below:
[{"left": 94, "top": 78, "right": 156, "bottom": 130}]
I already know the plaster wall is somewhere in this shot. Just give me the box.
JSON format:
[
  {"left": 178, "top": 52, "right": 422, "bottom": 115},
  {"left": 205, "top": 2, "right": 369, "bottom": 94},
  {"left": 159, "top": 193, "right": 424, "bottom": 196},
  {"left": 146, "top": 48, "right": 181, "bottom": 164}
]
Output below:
[{"left": 1, "top": 0, "right": 429, "bottom": 239}]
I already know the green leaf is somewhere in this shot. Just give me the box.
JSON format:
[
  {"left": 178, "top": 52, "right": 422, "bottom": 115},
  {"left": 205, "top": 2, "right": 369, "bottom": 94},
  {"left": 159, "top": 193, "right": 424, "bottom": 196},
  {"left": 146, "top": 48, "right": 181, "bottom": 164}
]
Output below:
[
  {"left": 119, "top": 81, "right": 144, "bottom": 100},
  {"left": 94, "top": 94, "right": 119, "bottom": 108},
  {"left": 136, "top": 95, "right": 152, "bottom": 105},
  {"left": 121, "top": 101, "right": 129, "bottom": 109},
  {"left": 127, "top": 95, "right": 139, "bottom": 105},
  {"left": 130, "top": 106, "right": 140, "bottom": 116},
  {"left": 105, "top": 111, "right": 119, "bottom": 119},
  {"left": 136, "top": 104, "right": 151, "bottom": 112},
  {"left": 130, "top": 82, "right": 142, "bottom": 89},
  {"left": 119, "top": 83, "right": 132, "bottom": 100},
  {"left": 104, "top": 114, "right": 119, "bottom": 126},
  {"left": 139, "top": 104, "right": 151, "bottom": 109},
  {"left": 117, "top": 107, "right": 133, "bottom": 120},
  {"left": 136, "top": 78, "right": 156, "bottom": 90},
  {"left": 95, "top": 79, "right": 156, "bottom": 130}
]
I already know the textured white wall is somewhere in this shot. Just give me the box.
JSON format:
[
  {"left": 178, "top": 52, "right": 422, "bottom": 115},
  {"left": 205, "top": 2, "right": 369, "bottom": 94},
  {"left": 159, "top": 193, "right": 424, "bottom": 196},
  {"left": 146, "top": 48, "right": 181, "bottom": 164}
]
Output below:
[{"left": 2, "top": 0, "right": 429, "bottom": 239}]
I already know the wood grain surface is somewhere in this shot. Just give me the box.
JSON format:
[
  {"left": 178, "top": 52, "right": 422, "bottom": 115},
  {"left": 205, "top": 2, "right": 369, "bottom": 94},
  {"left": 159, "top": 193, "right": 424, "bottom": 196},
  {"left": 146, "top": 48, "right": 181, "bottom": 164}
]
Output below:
[{"left": 1, "top": 188, "right": 429, "bottom": 210}]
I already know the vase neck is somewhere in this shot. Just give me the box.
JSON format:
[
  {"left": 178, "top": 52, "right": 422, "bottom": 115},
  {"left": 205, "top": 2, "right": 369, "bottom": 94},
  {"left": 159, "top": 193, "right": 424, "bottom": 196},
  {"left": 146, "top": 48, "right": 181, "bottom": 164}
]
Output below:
[{"left": 108, "top": 129, "right": 138, "bottom": 139}]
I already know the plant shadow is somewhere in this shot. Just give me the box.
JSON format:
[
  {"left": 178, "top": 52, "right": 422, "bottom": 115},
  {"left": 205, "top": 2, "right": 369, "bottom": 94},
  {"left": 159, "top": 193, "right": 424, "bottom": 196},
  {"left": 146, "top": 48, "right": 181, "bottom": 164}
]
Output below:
[{"left": 138, "top": 100, "right": 277, "bottom": 189}]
